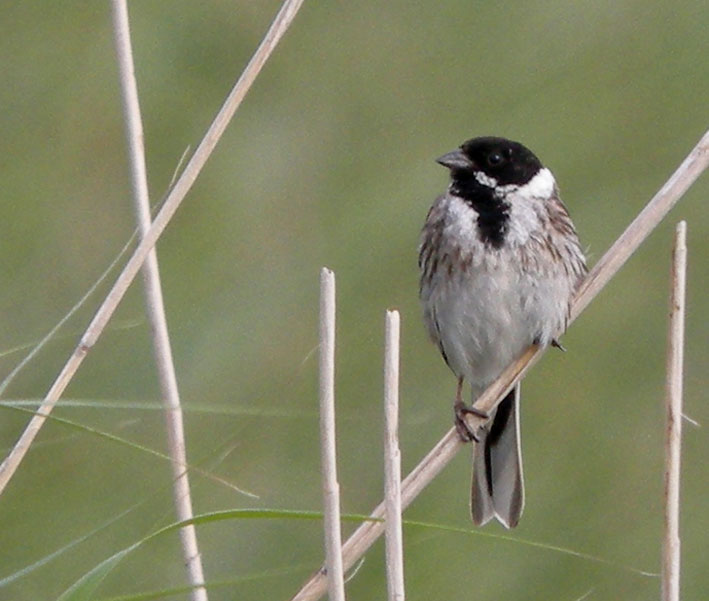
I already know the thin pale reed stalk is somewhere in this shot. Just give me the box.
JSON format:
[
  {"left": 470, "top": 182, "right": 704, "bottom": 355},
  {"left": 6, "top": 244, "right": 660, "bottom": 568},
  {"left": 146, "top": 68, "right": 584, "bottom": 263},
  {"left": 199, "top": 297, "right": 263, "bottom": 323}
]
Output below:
[
  {"left": 383, "top": 310, "right": 404, "bottom": 601},
  {"left": 662, "top": 221, "right": 686, "bottom": 601},
  {"left": 0, "top": 0, "right": 307, "bottom": 497},
  {"left": 289, "top": 129, "right": 709, "bottom": 601},
  {"left": 111, "top": 2, "right": 207, "bottom": 600},
  {"left": 319, "top": 268, "right": 346, "bottom": 601}
]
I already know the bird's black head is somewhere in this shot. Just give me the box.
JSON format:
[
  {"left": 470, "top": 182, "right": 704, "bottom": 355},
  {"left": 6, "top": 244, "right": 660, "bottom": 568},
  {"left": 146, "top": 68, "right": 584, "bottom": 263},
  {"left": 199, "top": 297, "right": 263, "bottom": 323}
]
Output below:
[{"left": 437, "top": 136, "right": 543, "bottom": 188}]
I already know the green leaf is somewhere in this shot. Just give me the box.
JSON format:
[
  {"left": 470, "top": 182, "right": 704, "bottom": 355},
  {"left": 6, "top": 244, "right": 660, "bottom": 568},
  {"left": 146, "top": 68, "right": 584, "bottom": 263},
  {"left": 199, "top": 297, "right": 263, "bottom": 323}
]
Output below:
[
  {"left": 56, "top": 545, "right": 138, "bottom": 601},
  {"left": 54, "top": 508, "right": 378, "bottom": 600}
]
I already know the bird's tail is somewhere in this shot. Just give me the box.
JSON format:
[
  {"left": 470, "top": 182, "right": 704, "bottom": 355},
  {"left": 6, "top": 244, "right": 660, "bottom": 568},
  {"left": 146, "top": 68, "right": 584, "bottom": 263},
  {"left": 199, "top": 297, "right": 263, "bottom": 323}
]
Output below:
[{"left": 471, "top": 384, "right": 524, "bottom": 528}]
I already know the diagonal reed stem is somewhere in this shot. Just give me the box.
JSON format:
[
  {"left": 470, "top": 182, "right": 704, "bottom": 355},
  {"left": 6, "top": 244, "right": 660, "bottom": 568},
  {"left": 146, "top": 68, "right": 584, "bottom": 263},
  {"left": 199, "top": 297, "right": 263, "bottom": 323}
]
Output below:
[
  {"left": 289, "top": 128, "right": 709, "bottom": 601},
  {"left": 0, "top": 0, "right": 306, "bottom": 497},
  {"left": 111, "top": 2, "right": 208, "bottom": 600}
]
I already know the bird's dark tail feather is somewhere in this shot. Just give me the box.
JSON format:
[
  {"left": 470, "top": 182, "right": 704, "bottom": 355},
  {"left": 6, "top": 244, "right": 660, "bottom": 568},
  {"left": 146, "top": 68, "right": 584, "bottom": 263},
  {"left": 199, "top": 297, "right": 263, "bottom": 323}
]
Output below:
[{"left": 471, "top": 384, "right": 524, "bottom": 528}]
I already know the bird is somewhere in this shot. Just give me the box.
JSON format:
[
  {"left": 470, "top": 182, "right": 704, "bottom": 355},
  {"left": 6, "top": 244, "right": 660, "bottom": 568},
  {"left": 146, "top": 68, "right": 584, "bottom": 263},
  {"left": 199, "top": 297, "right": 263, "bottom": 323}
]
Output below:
[{"left": 418, "top": 136, "right": 587, "bottom": 528}]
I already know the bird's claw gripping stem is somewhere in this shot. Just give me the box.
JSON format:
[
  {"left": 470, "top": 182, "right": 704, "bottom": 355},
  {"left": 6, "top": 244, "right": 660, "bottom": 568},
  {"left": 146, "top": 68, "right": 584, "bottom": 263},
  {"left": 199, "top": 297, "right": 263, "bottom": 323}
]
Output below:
[{"left": 454, "top": 400, "right": 489, "bottom": 442}]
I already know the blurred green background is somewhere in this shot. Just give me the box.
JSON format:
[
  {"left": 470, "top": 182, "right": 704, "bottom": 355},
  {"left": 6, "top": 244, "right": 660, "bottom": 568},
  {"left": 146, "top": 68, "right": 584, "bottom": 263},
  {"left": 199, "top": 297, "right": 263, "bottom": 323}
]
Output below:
[{"left": 0, "top": 1, "right": 707, "bottom": 600}]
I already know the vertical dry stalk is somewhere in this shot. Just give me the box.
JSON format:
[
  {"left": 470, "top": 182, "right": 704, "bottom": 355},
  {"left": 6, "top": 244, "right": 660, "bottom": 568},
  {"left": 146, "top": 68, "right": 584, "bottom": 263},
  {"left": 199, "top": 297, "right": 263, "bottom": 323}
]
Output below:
[
  {"left": 0, "top": 0, "right": 307, "bottom": 497},
  {"left": 319, "top": 268, "right": 346, "bottom": 601},
  {"left": 383, "top": 310, "right": 405, "bottom": 601},
  {"left": 289, "top": 130, "right": 709, "bottom": 601},
  {"left": 111, "top": 2, "right": 207, "bottom": 600},
  {"left": 662, "top": 221, "right": 686, "bottom": 601}
]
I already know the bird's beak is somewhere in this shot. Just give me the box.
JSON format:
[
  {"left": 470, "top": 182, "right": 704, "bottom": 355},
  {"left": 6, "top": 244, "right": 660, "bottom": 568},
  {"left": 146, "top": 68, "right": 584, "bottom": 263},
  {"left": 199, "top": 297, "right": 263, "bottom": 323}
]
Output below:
[{"left": 436, "top": 148, "right": 473, "bottom": 170}]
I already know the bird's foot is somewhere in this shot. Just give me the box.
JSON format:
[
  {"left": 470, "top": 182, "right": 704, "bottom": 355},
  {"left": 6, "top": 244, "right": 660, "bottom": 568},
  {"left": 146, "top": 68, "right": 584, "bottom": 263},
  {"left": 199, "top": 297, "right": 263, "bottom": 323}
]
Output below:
[
  {"left": 532, "top": 335, "right": 567, "bottom": 352},
  {"left": 454, "top": 400, "right": 489, "bottom": 443},
  {"left": 551, "top": 338, "right": 566, "bottom": 352}
]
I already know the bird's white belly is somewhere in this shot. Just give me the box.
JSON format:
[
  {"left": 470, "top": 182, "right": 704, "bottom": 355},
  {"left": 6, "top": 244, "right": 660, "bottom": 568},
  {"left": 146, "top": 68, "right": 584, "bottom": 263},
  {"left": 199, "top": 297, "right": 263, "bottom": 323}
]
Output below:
[{"left": 430, "top": 267, "right": 568, "bottom": 397}]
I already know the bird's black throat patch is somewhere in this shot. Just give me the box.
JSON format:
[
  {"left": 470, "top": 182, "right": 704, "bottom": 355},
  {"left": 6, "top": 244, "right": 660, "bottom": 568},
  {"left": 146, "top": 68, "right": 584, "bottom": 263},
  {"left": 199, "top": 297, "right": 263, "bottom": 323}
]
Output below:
[{"left": 452, "top": 175, "right": 510, "bottom": 248}]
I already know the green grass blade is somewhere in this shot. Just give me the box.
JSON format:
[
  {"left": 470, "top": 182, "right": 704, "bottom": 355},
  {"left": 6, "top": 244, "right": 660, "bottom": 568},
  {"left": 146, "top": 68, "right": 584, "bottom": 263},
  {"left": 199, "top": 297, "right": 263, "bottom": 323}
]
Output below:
[
  {"left": 56, "top": 544, "right": 139, "bottom": 601},
  {"left": 54, "top": 509, "right": 375, "bottom": 600}
]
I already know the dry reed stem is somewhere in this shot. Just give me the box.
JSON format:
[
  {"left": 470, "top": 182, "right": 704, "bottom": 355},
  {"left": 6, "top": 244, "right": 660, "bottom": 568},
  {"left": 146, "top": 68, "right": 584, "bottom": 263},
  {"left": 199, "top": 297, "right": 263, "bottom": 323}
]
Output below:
[
  {"left": 319, "top": 269, "right": 346, "bottom": 601},
  {"left": 662, "top": 221, "right": 686, "bottom": 601},
  {"left": 289, "top": 128, "right": 709, "bottom": 601},
  {"left": 383, "top": 310, "right": 405, "bottom": 601},
  {"left": 111, "top": 2, "right": 207, "bottom": 600},
  {"left": 0, "top": 0, "right": 307, "bottom": 497}
]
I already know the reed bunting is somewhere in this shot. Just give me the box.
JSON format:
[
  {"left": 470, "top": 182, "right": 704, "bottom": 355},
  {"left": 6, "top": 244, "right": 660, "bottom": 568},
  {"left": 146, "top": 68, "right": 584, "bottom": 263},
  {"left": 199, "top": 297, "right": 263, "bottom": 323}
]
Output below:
[{"left": 418, "top": 136, "right": 586, "bottom": 527}]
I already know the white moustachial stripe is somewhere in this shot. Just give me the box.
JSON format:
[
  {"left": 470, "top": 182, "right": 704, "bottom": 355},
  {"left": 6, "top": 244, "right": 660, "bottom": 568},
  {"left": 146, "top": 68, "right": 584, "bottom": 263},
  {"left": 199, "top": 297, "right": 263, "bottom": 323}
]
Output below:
[{"left": 474, "top": 170, "right": 499, "bottom": 188}]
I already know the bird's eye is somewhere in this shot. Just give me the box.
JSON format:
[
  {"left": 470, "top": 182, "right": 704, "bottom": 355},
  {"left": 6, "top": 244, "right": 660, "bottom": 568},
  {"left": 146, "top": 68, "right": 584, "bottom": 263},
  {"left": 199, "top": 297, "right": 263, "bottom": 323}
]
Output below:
[{"left": 487, "top": 152, "right": 504, "bottom": 166}]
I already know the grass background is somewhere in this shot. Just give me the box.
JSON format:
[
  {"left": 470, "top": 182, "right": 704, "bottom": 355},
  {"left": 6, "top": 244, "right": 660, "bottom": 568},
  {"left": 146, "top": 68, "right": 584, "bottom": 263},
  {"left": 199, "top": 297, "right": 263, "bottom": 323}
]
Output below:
[{"left": 0, "top": 1, "right": 707, "bottom": 600}]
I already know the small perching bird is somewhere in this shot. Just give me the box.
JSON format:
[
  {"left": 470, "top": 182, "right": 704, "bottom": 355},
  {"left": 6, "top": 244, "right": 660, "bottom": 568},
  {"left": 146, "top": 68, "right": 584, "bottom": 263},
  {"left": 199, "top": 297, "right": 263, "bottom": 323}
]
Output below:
[{"left": 418, "top": 137, "right": 587, "bottom": 528}]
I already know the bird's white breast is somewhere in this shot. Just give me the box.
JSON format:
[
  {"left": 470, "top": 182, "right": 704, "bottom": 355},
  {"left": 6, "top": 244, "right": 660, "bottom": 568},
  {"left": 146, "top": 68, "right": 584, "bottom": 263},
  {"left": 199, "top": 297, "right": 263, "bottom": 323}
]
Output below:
[{"left": 422, "top": 184, "right": 573, "bottom": 397}]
